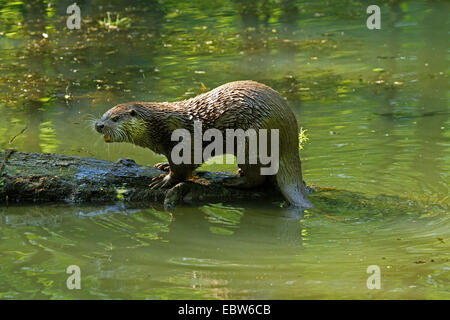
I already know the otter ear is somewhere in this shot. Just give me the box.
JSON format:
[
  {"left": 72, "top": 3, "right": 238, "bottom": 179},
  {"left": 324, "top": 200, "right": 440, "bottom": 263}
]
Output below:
[{"left": 128, "top": 109, "right": 137, "bottom": 116}]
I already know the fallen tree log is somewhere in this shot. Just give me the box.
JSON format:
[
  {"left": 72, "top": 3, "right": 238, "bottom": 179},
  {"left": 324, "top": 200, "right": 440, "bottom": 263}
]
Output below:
[{"left": 0, "top": 150, "right": 311, "bottom": 209}]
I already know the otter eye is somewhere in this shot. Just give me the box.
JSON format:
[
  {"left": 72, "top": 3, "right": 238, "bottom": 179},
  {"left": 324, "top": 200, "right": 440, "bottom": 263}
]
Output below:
[
  {"left": 111, "top": 115, "right": 120, "bottom": 122},
  {"left": 129, "top": 109, "right": 137, "bottom": 116}
]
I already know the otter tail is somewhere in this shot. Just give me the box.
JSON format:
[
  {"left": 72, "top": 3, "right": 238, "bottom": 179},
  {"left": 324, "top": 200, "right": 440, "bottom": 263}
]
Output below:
[{"left": 276, "top": 153, "right": 313, "bottom": 209}]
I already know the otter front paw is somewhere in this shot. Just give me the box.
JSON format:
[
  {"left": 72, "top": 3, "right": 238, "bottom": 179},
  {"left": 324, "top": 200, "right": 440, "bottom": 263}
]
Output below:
[
  {"left": 154, "top": 162, "right": 170, "bottom": 172},
  {"left": 149, "top": 174, "right": 175, "bottom": 189}
]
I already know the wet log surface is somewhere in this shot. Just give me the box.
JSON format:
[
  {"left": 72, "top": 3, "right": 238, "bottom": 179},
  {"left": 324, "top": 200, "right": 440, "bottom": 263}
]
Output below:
[{"left": 0, "top": 150, "right": 310, "bottom": 209}]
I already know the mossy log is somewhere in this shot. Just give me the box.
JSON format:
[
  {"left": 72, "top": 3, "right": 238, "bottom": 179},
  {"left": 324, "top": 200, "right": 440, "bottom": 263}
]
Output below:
[{"left": 0, "top": 150, "right": 308, "bottom": 209}]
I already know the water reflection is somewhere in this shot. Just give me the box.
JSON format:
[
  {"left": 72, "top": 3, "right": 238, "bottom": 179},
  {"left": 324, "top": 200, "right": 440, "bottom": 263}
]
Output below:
[{"left": 0, "top": 189, "right": 447, "bottom": 299}]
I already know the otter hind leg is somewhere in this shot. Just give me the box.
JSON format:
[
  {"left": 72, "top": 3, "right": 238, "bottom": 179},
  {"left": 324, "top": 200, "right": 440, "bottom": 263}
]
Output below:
[{"left": 222, "top": 165, "right": 266, "bottom": 188}]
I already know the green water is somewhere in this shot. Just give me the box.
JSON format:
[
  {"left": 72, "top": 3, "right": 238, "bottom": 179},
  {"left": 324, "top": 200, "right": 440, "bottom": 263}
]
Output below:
[{"left": 0, "top": 0, "right": 448, "bottom": 299}]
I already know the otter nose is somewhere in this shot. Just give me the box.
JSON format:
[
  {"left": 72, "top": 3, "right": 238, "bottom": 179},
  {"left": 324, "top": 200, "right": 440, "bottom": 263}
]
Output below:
[{"left": 95, "top": 122, "right": 104, "bottom": 132}]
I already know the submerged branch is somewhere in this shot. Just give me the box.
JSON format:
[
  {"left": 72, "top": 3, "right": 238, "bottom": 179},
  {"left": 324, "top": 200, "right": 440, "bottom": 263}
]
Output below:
[{"left": 0, "top": 150, "right": 300, "bottom": 209}]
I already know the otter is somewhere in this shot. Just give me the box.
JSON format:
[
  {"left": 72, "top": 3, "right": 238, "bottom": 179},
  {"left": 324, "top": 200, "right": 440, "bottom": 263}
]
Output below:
[{"left": 95, "top": 80, "right": 312, "bottom": 209}]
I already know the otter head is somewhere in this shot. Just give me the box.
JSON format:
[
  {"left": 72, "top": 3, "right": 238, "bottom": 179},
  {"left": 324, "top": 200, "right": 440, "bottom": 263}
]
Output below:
[{"left": 95, "top": 103, "right": 148, "bottom": 144}]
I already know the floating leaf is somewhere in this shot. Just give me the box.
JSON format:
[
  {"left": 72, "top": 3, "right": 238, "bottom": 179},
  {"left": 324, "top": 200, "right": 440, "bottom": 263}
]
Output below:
[{"left": 39, "top": 96, "right": 52, "bottom": 102}]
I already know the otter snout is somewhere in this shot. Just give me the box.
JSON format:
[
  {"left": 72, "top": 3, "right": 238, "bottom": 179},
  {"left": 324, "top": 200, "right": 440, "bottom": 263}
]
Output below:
[
  {"left": 95, "top": 121, "right": 105, "bottom": 133},
  {"left": 94, "top": 119, "right": 115, "bottom": 143}
]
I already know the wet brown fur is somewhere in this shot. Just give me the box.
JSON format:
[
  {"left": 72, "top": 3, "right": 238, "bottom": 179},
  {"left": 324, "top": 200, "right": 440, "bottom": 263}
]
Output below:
[{"left": 95, "top": 80, "right": 312, "bottom": 208}]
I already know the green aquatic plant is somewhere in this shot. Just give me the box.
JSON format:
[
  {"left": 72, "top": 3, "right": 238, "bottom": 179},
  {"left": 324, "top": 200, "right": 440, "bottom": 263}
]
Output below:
[
  {"left": 98, "top": 12, "right": 131, "bottom": 30},
  {"left": 116, "top": 187, "right": 128, "bottom": 201},
  {"left": 298, "top": 128, "right": 309, "bottom": 150}
]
